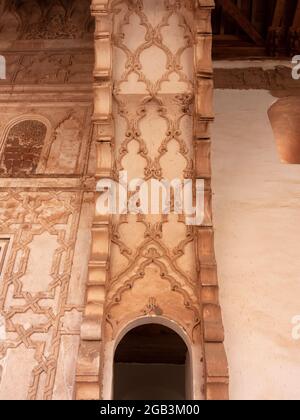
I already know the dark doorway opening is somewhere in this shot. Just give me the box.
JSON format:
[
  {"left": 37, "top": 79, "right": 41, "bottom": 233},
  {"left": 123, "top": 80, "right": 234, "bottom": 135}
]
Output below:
[{"left": 113, "top": 324, "right": 189, "bottom": 400}]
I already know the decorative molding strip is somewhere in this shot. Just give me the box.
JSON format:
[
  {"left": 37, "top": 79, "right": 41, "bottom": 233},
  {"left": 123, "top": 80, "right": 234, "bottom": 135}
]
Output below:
[
  {"left": 195, "top": 0, "right": 229, "bottom": 401},
  {"left": 75, "top": 0, "right": 113, "bottom": 401}
]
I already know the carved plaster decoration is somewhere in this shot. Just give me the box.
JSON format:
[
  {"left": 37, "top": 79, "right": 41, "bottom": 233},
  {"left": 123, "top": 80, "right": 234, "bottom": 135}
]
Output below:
[
  {"left": 0, "top": 52, "right": 94, "bottom": 87},
  {"left": 0, "top": 120, "right": 47, "bottom": 176},
  {"left": 0, "top": 106, "right": 93, "bottom": 177},
  {"left": 0, "top": 0, "right": 228, "bottom": 402},
  {"left": 0, "top": 0, "right": 94, "bottom": 40},
  {"left": 0, "top": 0, "right": 95, "bottom": 89},
  {"left": 76, "top": 0, "right": 229, "bottom": 401},
  {"left": 0, "top": 191, "right": 83, "bottom": 400}
]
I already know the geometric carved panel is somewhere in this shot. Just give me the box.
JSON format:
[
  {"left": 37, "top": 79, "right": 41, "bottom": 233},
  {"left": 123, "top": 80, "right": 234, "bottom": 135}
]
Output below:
[{"left": 0, "top": 191, "right": 82, "bottom": 400}]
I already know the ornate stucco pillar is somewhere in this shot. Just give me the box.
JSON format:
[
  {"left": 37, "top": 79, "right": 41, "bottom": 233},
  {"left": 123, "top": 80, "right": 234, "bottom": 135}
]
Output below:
[{"left": 76, "top": 0, "right": 229, "bottom": 401}]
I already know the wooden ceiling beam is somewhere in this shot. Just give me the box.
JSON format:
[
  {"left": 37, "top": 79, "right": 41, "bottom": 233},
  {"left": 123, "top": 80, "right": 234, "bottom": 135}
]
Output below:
[
  {"left": 289, "top": 0, "right": 300, "bottom": 55},
  {"left": 213, "top": 0, "right": 300, "bottom": 58},
  {"left": 291, "top": 0, "right": 300, "bottom": 28},
  {"left": 217, "top": 0, "right": 265, "bottom": 46},
  {"left": 271, "top": 0, "right": 287, "bottom": 27},
  {"left": 267, "top": 0, "right": 289, "bottom": 56}
]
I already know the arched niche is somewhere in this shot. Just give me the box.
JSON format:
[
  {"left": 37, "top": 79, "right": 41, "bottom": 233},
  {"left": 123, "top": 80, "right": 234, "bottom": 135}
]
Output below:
[
  {"left": 0, "top": 117, "right": 49, "bottom": 176},
  {"left": 102, "top": 316, "right": 204, "bottom": 401},
  {"left": 113, "top": 324, "right": 189, "bottom": 400}
]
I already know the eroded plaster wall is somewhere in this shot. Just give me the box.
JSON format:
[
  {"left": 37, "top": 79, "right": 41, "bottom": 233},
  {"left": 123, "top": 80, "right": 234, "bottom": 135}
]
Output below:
[{"left": 213, "top": 89, "right": 300, "bottom": 400}]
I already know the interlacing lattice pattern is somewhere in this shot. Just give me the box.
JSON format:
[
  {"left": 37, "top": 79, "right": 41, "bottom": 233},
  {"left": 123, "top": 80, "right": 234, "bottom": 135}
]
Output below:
[
  {"left": 107, "top": 0, "right": 200, "bottom": 341},
  {"left": 0, "top": 191, "right": 83, "bottom": 400}
]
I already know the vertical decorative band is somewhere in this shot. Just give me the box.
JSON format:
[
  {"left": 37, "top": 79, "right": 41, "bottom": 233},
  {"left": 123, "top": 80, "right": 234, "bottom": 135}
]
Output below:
[
  {"left": 75, "top": 0, "right": 113, "bottom": 400},
  {"left": 195, "top": 0, "right": 229, "bottom": 401},
  {"left": 75, "top": 0, "right": 229, "bottom": 401}
]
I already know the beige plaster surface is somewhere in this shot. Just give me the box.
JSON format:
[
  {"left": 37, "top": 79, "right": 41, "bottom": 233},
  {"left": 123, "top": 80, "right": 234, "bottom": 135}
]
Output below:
[{"left": 213, "top": 89, "right": 300, "bottom": 400}]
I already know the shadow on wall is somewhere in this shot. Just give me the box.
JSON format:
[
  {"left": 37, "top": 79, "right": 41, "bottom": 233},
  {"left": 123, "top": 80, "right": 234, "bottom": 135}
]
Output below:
[{"left": 268, "top": 96, "right": 300, "bottom": 164}]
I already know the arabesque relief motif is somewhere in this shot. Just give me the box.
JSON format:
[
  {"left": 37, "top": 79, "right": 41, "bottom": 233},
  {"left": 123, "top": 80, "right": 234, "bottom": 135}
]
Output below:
[
  {"left": 108, "top": 0, "right": 199, "bottom": 337},
  {"left": 0, "top": 0, "right": 228, "bottom": 401},
  {"left": 0, "top": 191, "right": 83, "bottom": 400},
  {"left": 0, "top": 52, "right": 94, "bottom": 86},
  {"left": 76, "top": 0, "right": 229, "bottom": 402},
  {"left": 0, "top": 120, "right": 47, "bottom": 176},
  {"left": 0, "top": 106, "right": 93, "bottom": 176},
  {"left": 0, "top": 1, "right": 94, "bottom": 87},
  {"left": 0, "top": 0, "right": 94, "bottom": 40}
]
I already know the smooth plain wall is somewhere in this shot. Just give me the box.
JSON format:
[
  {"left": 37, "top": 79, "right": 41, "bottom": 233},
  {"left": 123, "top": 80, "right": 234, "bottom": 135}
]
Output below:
[{"left": 212, "top": 89, "right": 300, "bottom": 400}]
